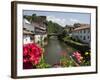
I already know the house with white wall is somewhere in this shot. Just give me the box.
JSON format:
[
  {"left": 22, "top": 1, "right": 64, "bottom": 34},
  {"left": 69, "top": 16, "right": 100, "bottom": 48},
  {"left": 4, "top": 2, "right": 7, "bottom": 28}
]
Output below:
[
  {"left": 32, "top": 16, "right": 48, "bottom": 47},
  {"left": 23, "top": 15, "right": 48, "bottom": 47},
  {"left": 23, "top": 19, "right": 35, "bottom": 44},
  {"left": 72, "top": 24, "right": 91, "bottom": 45}
]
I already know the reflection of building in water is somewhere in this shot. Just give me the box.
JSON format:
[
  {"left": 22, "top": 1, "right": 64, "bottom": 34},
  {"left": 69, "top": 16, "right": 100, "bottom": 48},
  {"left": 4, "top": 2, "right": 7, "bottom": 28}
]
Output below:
[
  {"left": 23, "top": 15, "right": 48, "bottom": 47},
  {"left": 72, "top": 24, "right": 91, "bottom": 45}
]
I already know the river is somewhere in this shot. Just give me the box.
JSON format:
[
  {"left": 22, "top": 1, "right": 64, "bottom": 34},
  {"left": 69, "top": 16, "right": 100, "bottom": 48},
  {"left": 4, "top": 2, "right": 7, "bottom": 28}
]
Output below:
[{"left": 44, "top": 36, "right": 76, "bottom": 66}]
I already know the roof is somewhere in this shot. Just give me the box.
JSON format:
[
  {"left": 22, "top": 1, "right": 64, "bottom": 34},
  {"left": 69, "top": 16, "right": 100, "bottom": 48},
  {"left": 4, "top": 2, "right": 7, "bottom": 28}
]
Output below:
[
  {"left": 23, "top": 18, "right": 47, "bottom": 35},
  {"left": 73, "top": 25, "right": 90, "bottom": 31},
  {"left": 24, "top": 19, "right": 31, "bottom": 24},
  {"left": 23, "top": 19, "right": 35, "bottom": 32},
  {"left": 23, "top": 30, "right": 34, "bottom": 35},
  {"left": 32, "top": 23, "right": 46, "bottom": 30}
]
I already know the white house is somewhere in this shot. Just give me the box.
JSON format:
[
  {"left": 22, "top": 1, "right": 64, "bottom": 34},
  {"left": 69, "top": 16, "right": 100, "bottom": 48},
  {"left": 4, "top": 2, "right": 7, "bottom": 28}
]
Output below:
[
  {"left": 31, "top": 16, "right": 48, "bottom": 47},
  {"left": 72, "top": 24, "right": 91, "bottom": 45},
  {"left": 23, "top": 16, "right": 48, "bottom": 47},
  {"left": 23, "top": 19, "right": 35, "bottom": 44}
]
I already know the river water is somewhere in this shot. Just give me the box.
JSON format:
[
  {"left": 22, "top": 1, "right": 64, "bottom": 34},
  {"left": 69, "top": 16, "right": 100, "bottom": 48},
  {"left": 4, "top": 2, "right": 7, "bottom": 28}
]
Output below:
[{"left": 44, "top": 36, "right": 76, "bottom": 66}]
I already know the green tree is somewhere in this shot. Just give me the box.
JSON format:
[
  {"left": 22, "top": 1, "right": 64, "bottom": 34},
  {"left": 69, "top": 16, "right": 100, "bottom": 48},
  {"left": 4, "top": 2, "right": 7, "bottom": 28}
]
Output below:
[
  {"left": 47, "top": 21, "right": 63, "bottom": 34},
  {"left": 74, "top": 23, "right": 81, "bottom": 28},
  {"left": 32, "top": 14, "right": 37, "bottom": 22},
  {"left": 23, "top": 15, "right": 32, "bottom": 22}
]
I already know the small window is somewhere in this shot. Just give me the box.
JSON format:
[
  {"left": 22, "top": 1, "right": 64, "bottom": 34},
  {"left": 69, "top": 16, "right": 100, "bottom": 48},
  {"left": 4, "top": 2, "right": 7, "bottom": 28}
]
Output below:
[
  {"left": 30, "top": 37, "right": 33, "bottom": 40},
  {"left": 83, "top": 36, "right": 86, "bottom": 40},
  {"left": 80, "top": 35, "right": 82, "bottom": 38},
  {"left": 84, "top": 30, "right": 86, "bottom": 33},
  {"left": 23, "top": 28, "right": 26, "bottom": 30},
  {"left": 76, "top": 36, "right": 78, "bottom": 38},
  {"left": 88, "top": 30, "right": 90, "bottom": 33},
  {"left": 87, "top": 36, "right": 90, "bottom": 39}
]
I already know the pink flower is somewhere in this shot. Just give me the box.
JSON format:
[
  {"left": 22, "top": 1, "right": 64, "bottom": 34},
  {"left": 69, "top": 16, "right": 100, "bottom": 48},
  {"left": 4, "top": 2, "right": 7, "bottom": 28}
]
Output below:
[
  {"left": 72, "top": 51, "right": 82, "bottom": 63},
  {"left": 23, "top": 47, "right": 28, "bottom": 56},
  {"left": 23, "top": 43, "right": 43, "bottom": 66}
]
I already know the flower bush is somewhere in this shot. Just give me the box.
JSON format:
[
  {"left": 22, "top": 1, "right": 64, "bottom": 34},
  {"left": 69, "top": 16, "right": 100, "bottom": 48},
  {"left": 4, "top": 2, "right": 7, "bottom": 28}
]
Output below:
[
  {"left": 60, "top": 51, "right": 75, "bottom": 67},
  {"left": 81, "top": 51, "right": 91, "bottom": 66},
  {"left": 23, "top": 43, "right": 91, "bottom": 69},
  {"left": 23, "top": 43, "right": 43, "bottom": 69},
  {"left": 72, "top": 51, "right": 83, "bottom": 63},
  {"left": 72, "top": 51, "right": 91, "bottom": 66}
]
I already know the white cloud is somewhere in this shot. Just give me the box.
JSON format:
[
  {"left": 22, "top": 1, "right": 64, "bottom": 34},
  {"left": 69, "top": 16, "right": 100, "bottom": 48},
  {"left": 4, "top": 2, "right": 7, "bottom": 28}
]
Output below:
[
  {"left": 47, "top": 16, "right": 81, "bottom": 26},
  {"left": 70, "top": 18, "right": 79, "bottom": 24},
  {"left": 47, "top": 16, "right": 67, "bottom": 27}
]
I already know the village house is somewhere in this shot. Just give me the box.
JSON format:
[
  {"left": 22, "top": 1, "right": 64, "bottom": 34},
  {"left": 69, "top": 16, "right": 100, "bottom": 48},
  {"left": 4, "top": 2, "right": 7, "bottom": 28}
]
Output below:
[
  {"left": 31, "top": 16, "right": 47, "bottom": 46},
  {"left": 23, "top": 15, "right": 48, "bottom": 47},
  {"left": 23, "top": 19, "right": 35, "bottom": 44},
  {"left": 72, "top": 24, "right": 91, "bottom": 45},
  {"left": 64, "top": 25, "right": 74, "bottom": 36}
]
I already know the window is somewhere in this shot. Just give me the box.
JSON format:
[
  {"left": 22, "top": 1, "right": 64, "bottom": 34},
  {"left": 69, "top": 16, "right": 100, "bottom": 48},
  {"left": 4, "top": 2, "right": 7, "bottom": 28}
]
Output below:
[
  {"left": 87, "top": 36, "right": 90, "bottom": 39},
  {"left": 80, "top": 35, "right": 82, "bottom": 38},
  {"left": 30, "top": 37, "right": 33, "bottom": 40},
  {"left": 84, "top": 29, "right": 86, "bottom": 33},
  {"left": 76, "top": 36, "right": 78, "bottom": 39},
  {"left": 83, "top": 36, "right": 86, "bottom": 40},
  {"left": 23, "top": 28, "right": 26, "bottom": 30},
  {"left": 88, "top": 30, "right": 90, "bottom": 33}
]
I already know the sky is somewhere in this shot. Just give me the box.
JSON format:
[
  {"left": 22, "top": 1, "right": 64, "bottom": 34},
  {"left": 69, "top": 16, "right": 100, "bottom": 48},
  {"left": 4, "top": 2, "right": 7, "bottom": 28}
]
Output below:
[{"left": 23, "top": 10, "right": 91, "bottom": 27}]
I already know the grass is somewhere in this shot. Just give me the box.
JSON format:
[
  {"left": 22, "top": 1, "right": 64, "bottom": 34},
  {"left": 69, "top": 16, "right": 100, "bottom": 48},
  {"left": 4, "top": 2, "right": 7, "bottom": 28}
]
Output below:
[{"left": 63, "top": 36, "right": 87, "bottom": 46}]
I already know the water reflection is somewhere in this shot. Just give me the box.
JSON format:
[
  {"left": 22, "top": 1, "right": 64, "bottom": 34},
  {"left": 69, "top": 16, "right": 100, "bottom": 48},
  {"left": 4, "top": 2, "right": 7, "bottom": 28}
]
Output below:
[{"left": 44, "top": 36, "right": 76, "bottom": 65}]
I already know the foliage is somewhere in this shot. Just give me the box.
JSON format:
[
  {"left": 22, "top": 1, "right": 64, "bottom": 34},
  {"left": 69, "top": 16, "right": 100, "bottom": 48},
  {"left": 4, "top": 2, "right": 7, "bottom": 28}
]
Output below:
[
  {"left": 60, "top": 51, "right": 75, "bottom": 67},
  {"left": 60, "top": 57, "right": 74, "bottom": 67},
  {"left": 24, "top": 14, "right": 45, "bottom": 23},
  {"left": 23, "top": 15, "right": 32, "bottom": 22},
  {"left": 37, "top": 54, "right": 51, "bottom": 68},
  {"left": 47, "top": 21, "right": 63, "bottom": 34},
  {"left": 74, "top": 23, "right": 81, "bottom": 28},
  {"left": 80, "top": 51, "right": 91, "bottom": 66},
  {"left": 71, "top": 51, "right": 91, "bottom": 66},
  {"left": 60, "top": 50, "right": 91, "bottom": 67}
]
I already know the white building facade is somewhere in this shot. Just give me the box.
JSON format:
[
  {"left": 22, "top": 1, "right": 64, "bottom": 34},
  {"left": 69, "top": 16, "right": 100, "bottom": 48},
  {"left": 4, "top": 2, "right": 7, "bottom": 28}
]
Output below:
[
  {"left": 23, "top": 16, "right": 48, "bottom": 47},
  {"left": 23, "top": 19, "right": 35, "bottom": 44},
  {"left": 72, "top": 25, "right": 91, "bottom": 45}
]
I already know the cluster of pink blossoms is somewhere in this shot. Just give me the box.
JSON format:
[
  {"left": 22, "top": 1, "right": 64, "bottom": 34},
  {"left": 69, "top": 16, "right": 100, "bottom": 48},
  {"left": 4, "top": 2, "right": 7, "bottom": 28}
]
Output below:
[
  {"left": 23, "top": 43, "right": 42, "bottom": 65},
  {"left": 72, "top": 51, "right": 83, "bottom": 63}
]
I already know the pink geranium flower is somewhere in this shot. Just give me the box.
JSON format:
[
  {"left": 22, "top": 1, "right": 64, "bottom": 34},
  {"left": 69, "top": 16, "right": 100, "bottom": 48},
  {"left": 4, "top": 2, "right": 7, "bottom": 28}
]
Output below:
[
  {"left": 23, "top": 43, "right": 42, "bottom": 66},
  {"left": 72, "top": 51, "right": 82, "bottom": 63}
]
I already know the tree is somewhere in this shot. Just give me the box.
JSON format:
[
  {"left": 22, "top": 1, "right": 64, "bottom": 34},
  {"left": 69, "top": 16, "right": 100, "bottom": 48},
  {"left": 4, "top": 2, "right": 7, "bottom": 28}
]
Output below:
[
  {"left": 74, "top": 23, "right": 81, "bottom": 28},
  {"left": 32, "top": 14, "right": 37, "bottom": 22},
  {"left": 47, "top": 21, "right": 63, "bottom": 34},
  {"left": 23, "top": 15, "right": 32, "bottom": 22}
]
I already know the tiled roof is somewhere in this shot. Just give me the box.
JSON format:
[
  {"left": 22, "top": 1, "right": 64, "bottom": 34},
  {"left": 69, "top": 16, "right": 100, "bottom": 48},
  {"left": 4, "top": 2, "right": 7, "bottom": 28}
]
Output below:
[{"left": 73, "top": 25, "right": 90, "bottom": 31}]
